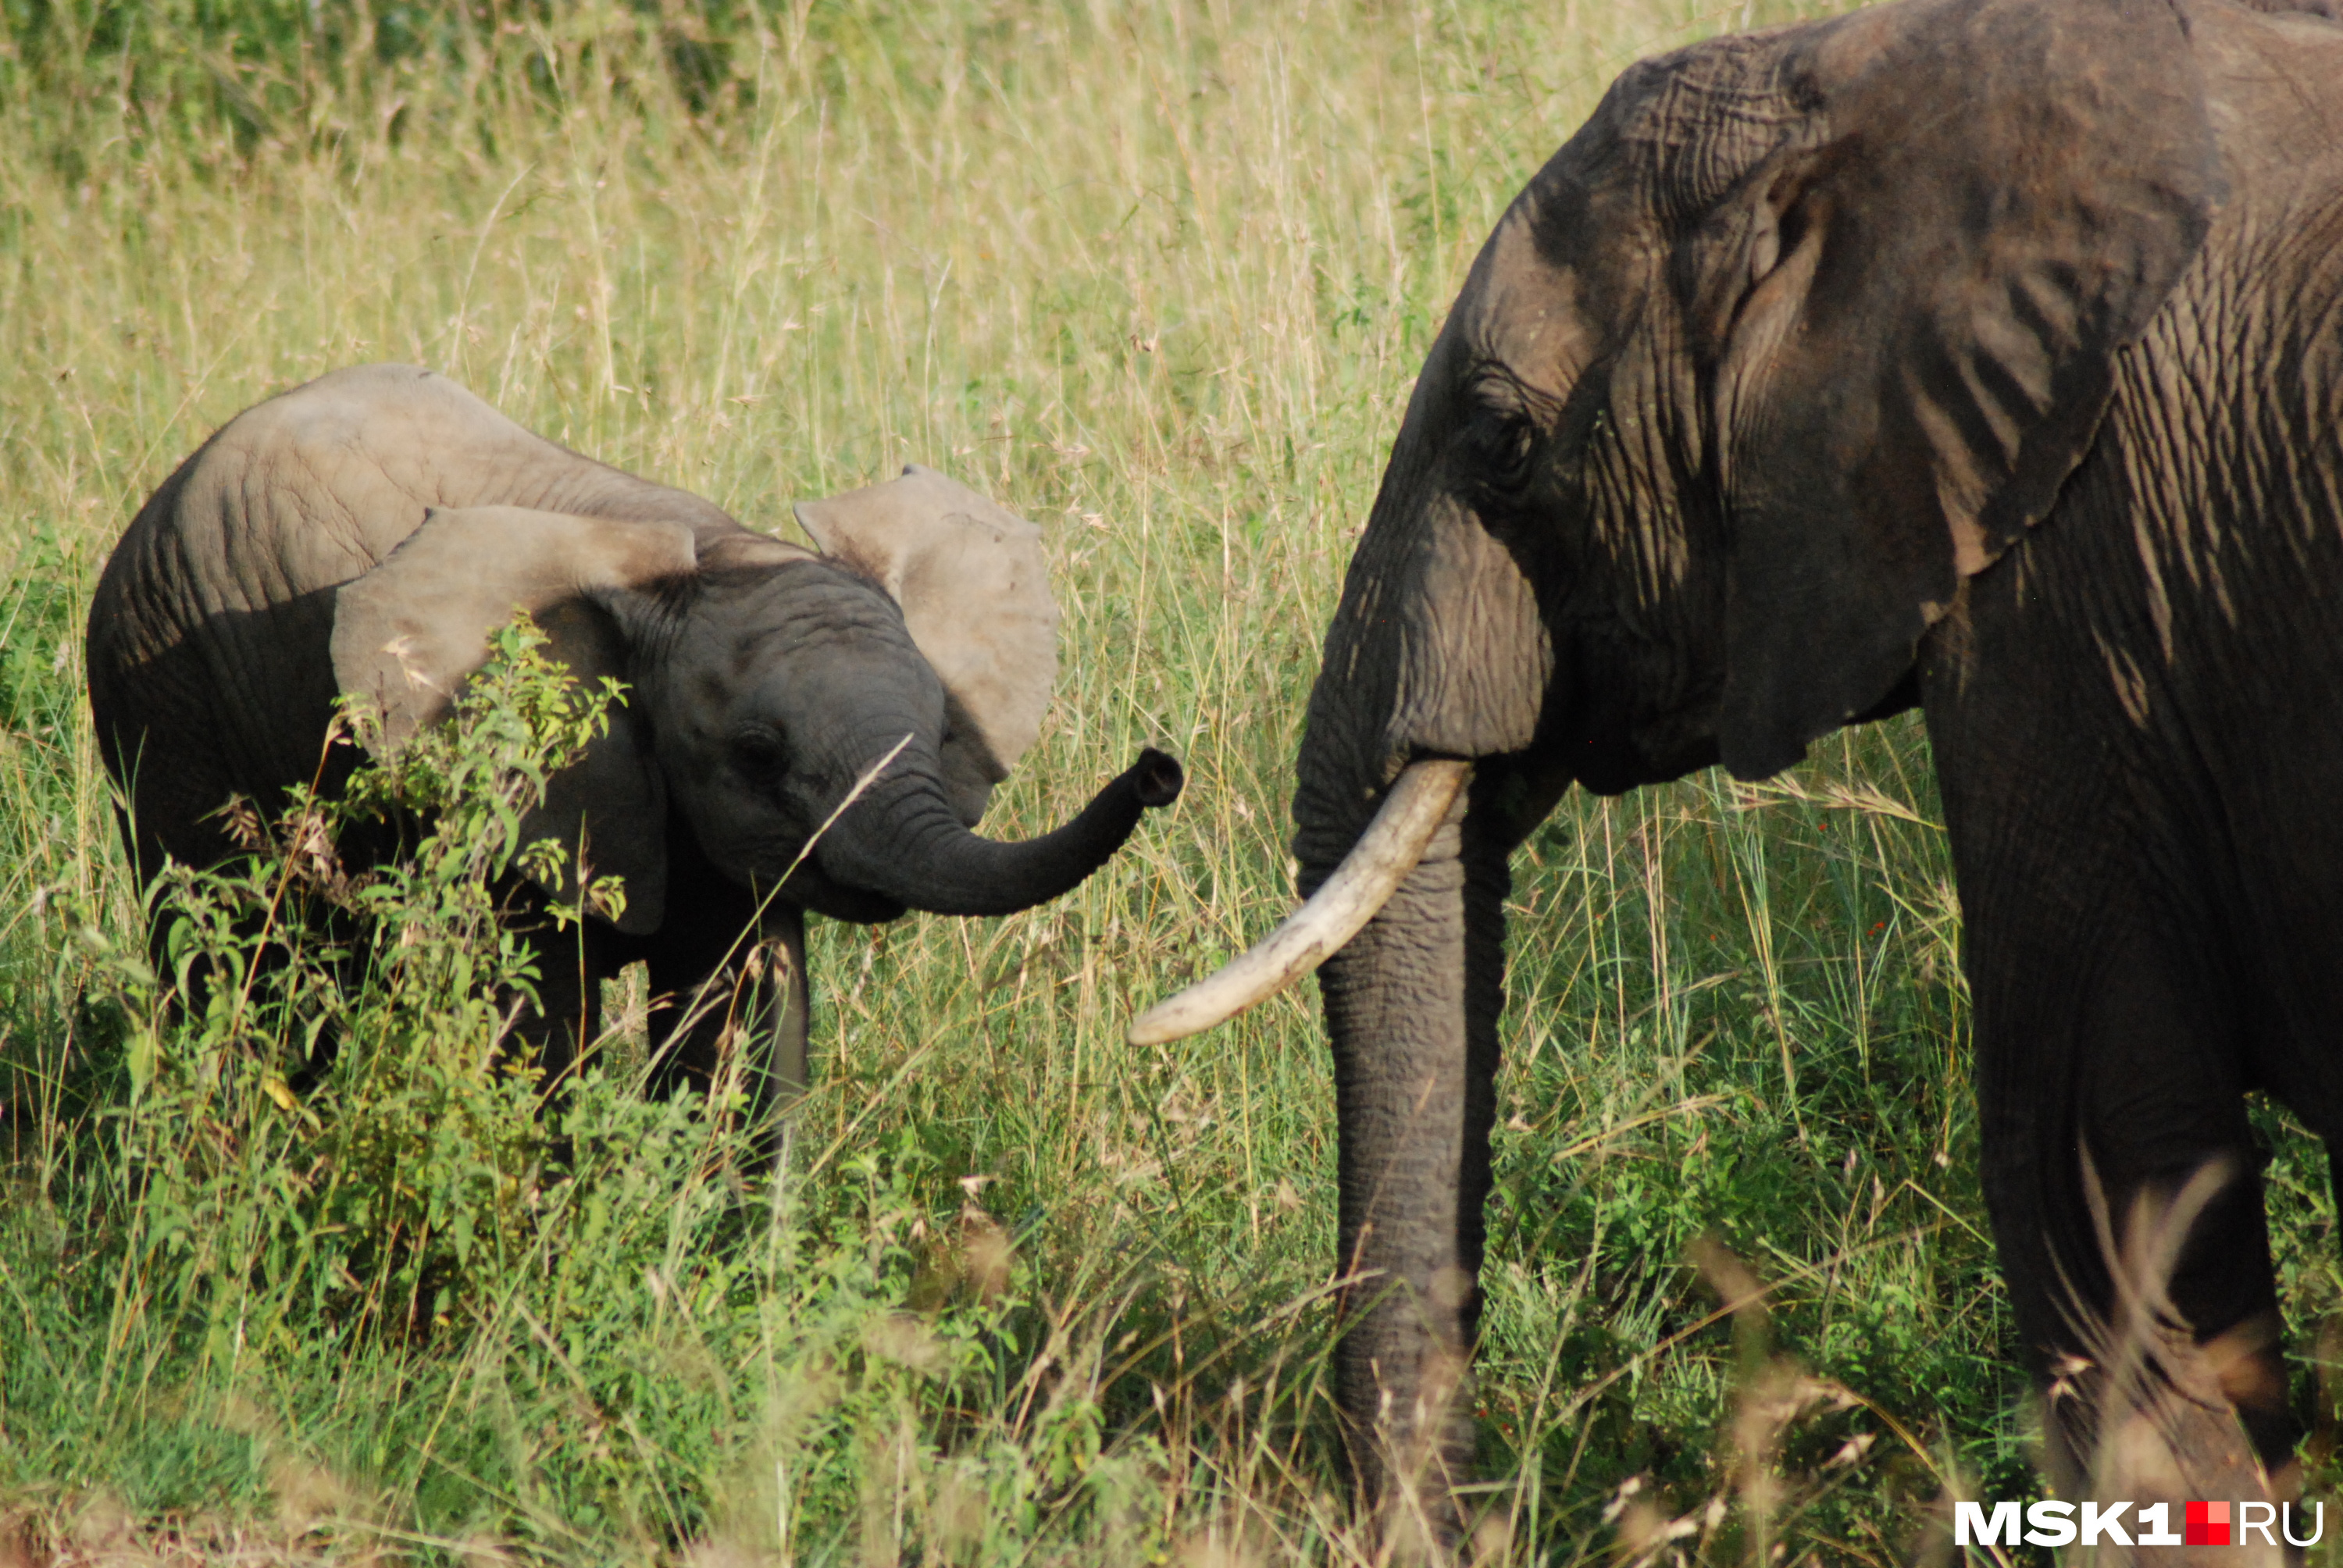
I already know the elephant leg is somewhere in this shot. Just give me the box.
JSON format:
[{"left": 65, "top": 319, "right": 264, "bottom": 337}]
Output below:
[
  {"left": 2078, "top": 1030, "right": 2292, "bottom": 1479},
  {"left": 1316, "top": 835, "right": 1508, "bottom": 1544},
  {"left": 641, "top": 875, "right": 810, "bottom": 1124},
  {"left": 508, "top": 895, "right": 626, "bottom": 1097},
  {"left": 765, "top": 905, "right": 811, "bottom": 1105},
  {"left": 1972, "top": 914, "right": 2291, "bottom": 1491}
]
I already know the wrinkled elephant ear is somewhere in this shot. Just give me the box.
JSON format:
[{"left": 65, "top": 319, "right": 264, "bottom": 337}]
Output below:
[
  {"left": 794, "top": 465, "right": 1059, "bottom": 826},
  {"left": 1695, "top": 0, "right": 2219, "bottom": 779},
  {"left": 330, "top": 504, "right": 698, "bottom": 933}
]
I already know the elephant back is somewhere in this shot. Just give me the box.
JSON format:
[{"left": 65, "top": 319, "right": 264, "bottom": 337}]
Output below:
[{"left": 87, "top": 363, "right": 740, "bottom": 877}]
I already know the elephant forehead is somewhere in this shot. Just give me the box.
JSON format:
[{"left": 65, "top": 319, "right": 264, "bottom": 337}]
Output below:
[
  {"left": 693, "top": 561, "right": 926, "bottom": 672},
  {"left": 1459, "top": 215, "right": 1595, "bottom": 401}
]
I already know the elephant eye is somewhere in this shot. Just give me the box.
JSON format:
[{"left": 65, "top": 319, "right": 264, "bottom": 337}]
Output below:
[
  {"left": 730, "top": 726, "right": 790, "bottom": 778},
  {"left": 1466, "top": 408, "right": 1539, "bottom": 495}
]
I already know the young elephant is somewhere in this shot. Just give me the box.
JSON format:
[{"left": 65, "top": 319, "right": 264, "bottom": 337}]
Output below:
[{"left": 88, "top": 363, "right": 1182, "bottom": 1107}]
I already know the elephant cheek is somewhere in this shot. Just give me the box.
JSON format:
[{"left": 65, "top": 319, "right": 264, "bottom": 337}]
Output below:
[{"left": 1393, "top": 497, "right": 1552, "bottom": 764}]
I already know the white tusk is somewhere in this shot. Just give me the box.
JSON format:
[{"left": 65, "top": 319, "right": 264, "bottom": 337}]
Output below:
[{"left": 1126, "top": 758, "right": 1471, "bottom": 1046}]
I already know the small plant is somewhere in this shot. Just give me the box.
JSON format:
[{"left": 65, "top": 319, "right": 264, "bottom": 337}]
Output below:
[{"left": 93, "top": 615, "right": 626, "bottom": 1339}]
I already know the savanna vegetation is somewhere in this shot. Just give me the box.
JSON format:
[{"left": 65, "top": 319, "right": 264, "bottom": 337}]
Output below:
[{"left": 3, "top": 0, "right": 2339, "bottom": 1561}]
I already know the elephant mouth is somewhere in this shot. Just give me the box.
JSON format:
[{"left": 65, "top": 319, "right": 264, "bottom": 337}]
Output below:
[
  {"left": 789, "top": 869, "right": 908, "bottom": 925},
  {"left": 1125, "top": 757, "right": 1470, "bottom": 1044}
]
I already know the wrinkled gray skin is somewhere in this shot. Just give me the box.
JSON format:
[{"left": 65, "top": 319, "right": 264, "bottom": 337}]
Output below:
[
  {"left": 1292, "top": 0, "right": 2343, "bottom": 1527},
  {"left": 90, "top": 365, "right": 1181, "bottom": 1110}
]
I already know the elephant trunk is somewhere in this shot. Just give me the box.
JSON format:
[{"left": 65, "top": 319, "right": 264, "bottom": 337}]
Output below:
[
  {"left": 1307, "top": 772, "right": 1510, "bottom": 1534},
  {"left": 818, "top": 747, "right": 1183, "bottom": 918}
]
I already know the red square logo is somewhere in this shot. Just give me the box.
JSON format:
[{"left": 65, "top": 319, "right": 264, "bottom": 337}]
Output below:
[{"left": 2187, "top": 1501, "right": 2231, "bottom": 1546}]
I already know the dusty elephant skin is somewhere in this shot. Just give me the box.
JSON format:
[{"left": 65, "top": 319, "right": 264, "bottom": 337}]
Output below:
[
  {"left": 1143, "top": 0, "right": 2343, "bottom": 1537},
  {"left": 87, "top": 363, "right": 1182, "bottom": 1114}
]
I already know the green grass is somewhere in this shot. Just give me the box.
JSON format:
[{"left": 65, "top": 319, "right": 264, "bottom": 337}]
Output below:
[{"left": 3, "top": 2, "right": 2340, "bottom": 1563}]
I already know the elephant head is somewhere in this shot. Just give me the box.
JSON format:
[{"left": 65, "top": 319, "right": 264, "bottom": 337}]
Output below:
[
  {"left": 330, "top": 463, "right": 1182, "bottom": 934},
  {"left": 1134, "top": 0, "right": 2219, "bottom": 1518}
]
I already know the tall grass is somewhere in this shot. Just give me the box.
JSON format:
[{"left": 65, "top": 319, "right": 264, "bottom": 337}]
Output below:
[{"left": 4, "top": 1, "right": 2340, "bottom": 1562}]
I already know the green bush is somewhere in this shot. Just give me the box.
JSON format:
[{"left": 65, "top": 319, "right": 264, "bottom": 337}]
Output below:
[
  {"left": 10, "top": 618, "right": 1110, "bottom": 1558},
  {"left": 87, "top": 617, "right": 620, "bottom": 1338}
]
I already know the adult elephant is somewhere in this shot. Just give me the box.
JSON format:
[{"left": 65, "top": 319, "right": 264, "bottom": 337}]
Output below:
[
  {"left": 1136, "top": 0, "right": 2343, "bottom": 1527},
  {"left": 91, "top": 363, "right": 1182, "bottom": 1111}
]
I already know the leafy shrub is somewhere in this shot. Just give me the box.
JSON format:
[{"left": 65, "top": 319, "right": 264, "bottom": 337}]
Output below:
[
  {"left": 22, "top": 617, "right": 1120, "bottom": 1556},
  {"left": 91, "top": 616, "right": 621, "bottom": 1337}
]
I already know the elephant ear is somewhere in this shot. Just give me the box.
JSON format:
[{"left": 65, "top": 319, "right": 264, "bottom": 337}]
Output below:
[
  {"left": 330, "top": 504, "right": 698, "bottom": 933},
  {"left": 794, "top": 465, "right": 1059, "bottom": 826},
  {"left": 1696, "top": 0, "right": 2220, "bottom": 779}
]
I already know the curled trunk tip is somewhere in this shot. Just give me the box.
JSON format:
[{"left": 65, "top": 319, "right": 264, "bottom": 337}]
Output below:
[
  {"left": 820, "top": 746, "right": 1183, "bottom": 918},
  {"left": 1130, "top": 747, "right": 1184, "bottom": 807}
]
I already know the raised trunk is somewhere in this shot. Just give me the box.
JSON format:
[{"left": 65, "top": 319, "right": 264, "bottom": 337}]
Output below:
[
  {"left": 817, "top": 747, "right": 1182, "bottom": 918},
  {"left": 1307, "top": 782, "right": 1510, "bottom": 1539}
]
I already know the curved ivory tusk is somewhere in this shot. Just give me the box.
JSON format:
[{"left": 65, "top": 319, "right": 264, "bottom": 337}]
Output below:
[{"left": 1126, "top": 758, "right": 1471, "bottom": 1046}]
